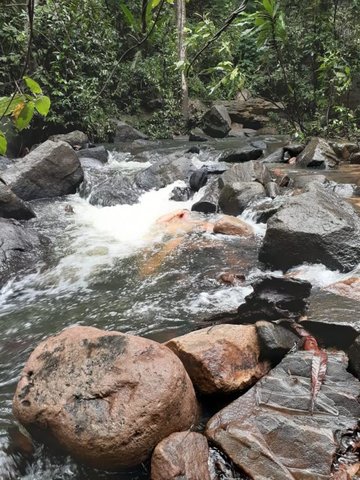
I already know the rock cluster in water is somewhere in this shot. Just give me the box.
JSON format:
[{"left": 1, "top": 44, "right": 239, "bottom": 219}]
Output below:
[{"left": 5, "top": 119, "right": 360, "bottom": 478}]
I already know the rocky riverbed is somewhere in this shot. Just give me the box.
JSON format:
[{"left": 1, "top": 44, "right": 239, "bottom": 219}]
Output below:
[{"left": 1, "top": 124, "right": 360, "bottom": 479}]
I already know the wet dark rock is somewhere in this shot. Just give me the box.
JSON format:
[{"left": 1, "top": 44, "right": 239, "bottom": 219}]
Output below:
[
  {"left": 113, "top": 120, "right": 148, "bottom": 142},
  {"left": 284, "top": 143, "right": 305, "bottom": 157},
  {"left": 135, "top": 155, "right": 194, "bottom": 191},
  {"left": 206, "top": 350, "right": 360, "bottom": 480},
  {"left": 259, "top": 184, "right": 360, "bottom": 272},
  {"left": 202, "top": 161, "right": 228, "bottom": 174},
  {"left": 219, "top": 182, "right": 266, "bottom": 216},
  {"left": 256, "top": 321, "right": 299, "bottom": 361},
  {"left": 190, "top": 168, "right": 208, "bottom": 192},
  {"left": 261, "top": 147, "right": 284, "bottom": 163},
  {"left": 86, "top": 172, "right": 140, "bottom": 206},
  {"left": 209, "top": 447, "right": 249, "bottom": 479},
  {"left": 189, "top": 128, "right": 210, "bottom": 142},
  {"left": 265, "top": 181, "right": 280, "bottom": 198},
  {"left": 1, "top": 140, "right": 84, "bottom": 201},
  {"left": 296, "top": 137, "right": 339, "bottom": 169},
  {"left": 76, "top": 146, "right": 108, "bottom": 164},
  {"left": 166, "top": 324, "right": 270, "bottom": 395},
  {"left": 330, "top": 141, "right": 359, "bottom": 161},
  {"left": 251, "top": 195, "right": 289, "bottom": 223},
  {"left": 49, "top": 130, "right": 89, "bottom": 149},
  {"left": 13, "top": 326, "right": 199, "bottom": 470},
  {"left": 79, "top": 157, "right": 105, "bottom": 169},
  {"left": 0, "top": 183, "right": 35, "bottom": 220},
  {"left": 169, "top": 185, "right": 191, "bottom": 202},
  {"left": 237, "top": 276, "right": 312, "bottom": 322},
  {"left": 219, "top": 146, "right": 263, "bottom": 163},
  {"left": 202, "top": 105, "right": 232, "bottom": 138},
  {"left": 348, "top": 335, "right": 360, "bottom": 380},
  {"left": 0, "top": 219, "right": 43, "bottom": 287},
  {"left": 219, "top": 161, "right": 272, "bottom": 188},
  {"left": 151, "top": 432, "right": 211, "bottom": 480},
  {"left": 349, "top": 152, "right": 360, "bottom": 164},
  {"left": 192, "top": 180, "right": 220, "bottom": 214},
  {"left": 186, "top": 146, "right": 201, "bottom": 154}
]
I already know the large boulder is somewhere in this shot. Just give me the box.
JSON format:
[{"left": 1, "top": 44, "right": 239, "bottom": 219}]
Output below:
[
  {"left": 237, "top": 276, "right": 312, "bottom": 322},
  {"left": 0, "top": 183, "right": 35, "bottom": 220},
  {"left": 296, "top": 137, "right": 339, "bottom": 169},
  {"left": 259, "top": 184, "right": 360, "bottom": 272},
  {"left": 2, "top": 141, "right": 84, "bottom": 201},
  {"left": 86, "top": 172, "right": 140, "bottom": 206},
  {"left": 206, "top": 350, "right": 360, "bottom": 480},
  {"left": 151, "top": 432, "right": 211, "bottom": 480},
  {"left": 202, "top": 105, "right": 232, "bottom": 138},
  {"left": 219, "top": 161, "right": 271, "bottom": 188},
  {"left": 220, "top": 97, "right": 280, "bottom": 129},
  {"left": 165, "top": 324, "right": 270, "bottom": 395},
  {"left": 113, "top": 120, "right": 148, "bottom": 143},
  {"left": 219, "top": 182, "right": 266, "bottom": 215},
  {"left": 0, "top": 219, "right": 43, "bottom": 286},
  {"left": 49, "top": 130, "right": 89, "bottom": 149},
  {"left": 13, "top": 326, "right": 199, "bottom": 470}
]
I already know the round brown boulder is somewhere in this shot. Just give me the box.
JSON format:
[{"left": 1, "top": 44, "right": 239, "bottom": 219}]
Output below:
[
  {"left": 13, "top": 326, "right": 199, "bottom": 470},
  {"left": 213, "top": 215, "right": 254, "bottom": 237}
]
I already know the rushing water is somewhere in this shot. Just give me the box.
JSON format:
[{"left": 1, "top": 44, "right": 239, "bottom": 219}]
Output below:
[{"left": 1, "top": 139, "right": 360, "bottom": 479}]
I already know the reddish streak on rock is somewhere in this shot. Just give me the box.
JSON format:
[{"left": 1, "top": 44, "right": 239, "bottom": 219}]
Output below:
[{"left": 292, "top": 323, "right": 328, "bottom": 414}]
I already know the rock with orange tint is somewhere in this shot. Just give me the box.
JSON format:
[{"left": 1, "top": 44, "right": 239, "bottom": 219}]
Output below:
[
  {"left": 151, "top": 432, "right": 211, "bottom": 480},
  {"left": 13, "top": 326, "right": 199, "bottom": 470},
  {"left": 324, "top": 277, "right": 360, "bottom": 302},
  {"left": 213, "top": 215, "right": 253, "bottom": 237},
  {"left": 165, "top": 324, "right": 270, "bottom": 395}
]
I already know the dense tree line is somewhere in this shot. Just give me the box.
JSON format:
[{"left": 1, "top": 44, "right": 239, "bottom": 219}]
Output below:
[{"left": 0, "top": 0, "right": 360, "bottom": 147}]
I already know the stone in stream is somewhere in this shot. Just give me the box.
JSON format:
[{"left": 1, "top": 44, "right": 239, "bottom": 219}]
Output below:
[
  {"left": 213, "top": 215, "right": 254, "bottom": 237},
  {"left": 76, "top": 145, "right": 108, "bottom": 164},
  {"left": 0, "top": 218, "right": 44, "bottom": 287},
  {"left": 86, "top": 172, "right": 140, "bottom": 206},
  {"left": 219, "top": 145, "right": 263, "bottom": 163},
  {"left": 1, "top": 140, "right": 84, "bottom": 201},
  {"left": 13, "top": 326, "right": 199, "bottom": 470},
  {"left": 112, "top": 120, "right": 148, "bottom": 142},
  {"left": 259, "top": 183, "right": 360, "bottom": 272},
  {"left": 169, "top": 185, "right": 191, "bottom": 202},
  {"left": 189, "top": 168, "right": 208, "bottom": 192},
  {"left": 191, "top": 179, "right": 221, "bottom": 214},
  {"left": 151, "top": 432, "right": 211, "bottom": 480},
  {"left": 219, "top": 161, "right": 272, "bottom": 188},
  {"left": 49, "top": 130, "right": 89, "bottom": 149},
  {"left": 165, "top": 324, "right": 271, "bottom": 395},
  {"left": 219, "top": 182, "right": 266, "bottom": 216},
  {"left": 296, "top": 137, "right": 339, "bottom": 169},
  {"left": 202, "top": 105, "right": 232, "bottom": 138},
  {"left": 324, "top": 277, "right": 360, "bottom": 302},
  {"left": 206, "top": 350, "right": 360, "bottom": 480},
  {"left": 256, "top": 321, "right": 300, "bottom": 362},
  {"left": 237, "top": 276, "right": 312, "bottom": 322},
  {"left": 0, "top": 183, "right": 35, "bottom": 220},
  {"left": 189, "top": 128, "right": 211, "bottom": 142}
]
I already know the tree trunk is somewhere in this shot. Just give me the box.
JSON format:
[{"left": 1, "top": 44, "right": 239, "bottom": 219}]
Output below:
[{"left": 176, "top": 0, "right": 189, "bottom": 121}]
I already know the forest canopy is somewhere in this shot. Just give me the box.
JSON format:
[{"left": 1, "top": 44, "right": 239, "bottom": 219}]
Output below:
[{"left": 1, "top": 0, "right": 360, "bottom": 143}]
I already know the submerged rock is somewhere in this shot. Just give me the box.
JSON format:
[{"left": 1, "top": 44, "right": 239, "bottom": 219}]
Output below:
[
  {"left": 206, "top": 350, "right": 360, "bottom": 480},
  {"left": 151, "top": 432, "right": 211, "bottom": 480},
  {"left": 296, "top": 137, "right": 339, "bottom": 169},
  {"left": 2, "top": 140, "right": 83, "bottom": 201},
  {"left": 237, "top": 276, "right": 312, "bottom": 322},
  {"left": 13, "top": 326, "right": 198, "bottom": 470},
  {"left": 170, "top": 185, "right": 191, "bottom": 202},
  {"left": 324, "top": 277, "right": 360, "bottom": 302},
  {"left": 202, "top": 105, "right": 232, "bottom": 138},
  {"left": 87, "top": 172, "right": 140, "bottom": 206},
  {"left": 259, "top": 184, "right": 360, "bottom": 272},
  {"left": 219, "top": 146, "right": 263, "bottom": 163},
  {"left": 165, "top": 324, "right": 270, "bottom": 395},
  {"left": 0, "top": 183, "right": 35, "bottom": 220},
  {"left": 0, "top": 219, "right": 43, "bottom": 286}
]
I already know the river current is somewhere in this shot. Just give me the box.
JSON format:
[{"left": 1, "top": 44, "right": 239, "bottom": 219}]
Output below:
[{"left": 0, "top": 139, "right": 359, "bottom": 479}]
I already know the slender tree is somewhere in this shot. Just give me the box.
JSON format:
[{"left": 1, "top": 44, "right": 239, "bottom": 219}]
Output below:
[{"left": 175, "top": 0, "right": 189, "bottom": 120}]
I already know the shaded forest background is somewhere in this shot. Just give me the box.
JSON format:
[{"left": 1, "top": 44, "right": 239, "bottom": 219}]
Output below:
[{"left": 1, "top": 0, "right": 360, "bottom": 143}]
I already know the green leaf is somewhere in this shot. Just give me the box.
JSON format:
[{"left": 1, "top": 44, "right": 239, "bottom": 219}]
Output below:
[
  {"left": 35, "top": 96, "right": 51, "bottom": 116},
  {"left": 119, "top": 3, "right": 137, "bottom": 29},
  {"left": 23, "top": 76, "right": 42, "bottom": 95},
  {"left": 0, "top": 131, "right": 7, "bottom": 156},
  {"left": 263, "top": 0, "right": 274, "bottom": 15},
  {"left": 0, "top": 95, "right": 25, "bottom": 117},
  {"left": 14, "top": 101, "right": 35, "bottom": 131}
]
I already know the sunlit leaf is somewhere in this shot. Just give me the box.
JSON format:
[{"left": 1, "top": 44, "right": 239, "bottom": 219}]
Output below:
[
  {"left": 14, "top": 101, "right": 35, "bottom": 131},
  {"left": 0, "top": 131, "right": 7, "bottom": 156},
  {"left": 35, "top": 96, "right": 51, "bottom": 116},
  {"left": 23, "top": 76, "right": 42, "bottom": 95}
]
